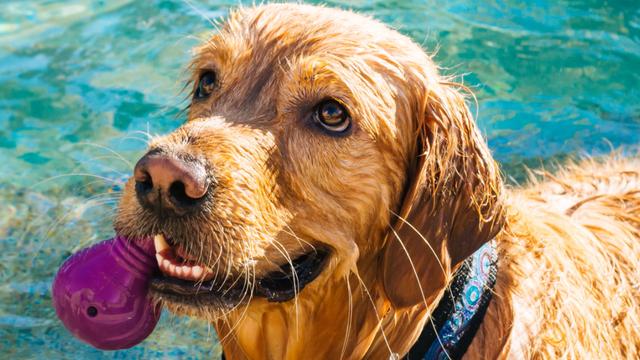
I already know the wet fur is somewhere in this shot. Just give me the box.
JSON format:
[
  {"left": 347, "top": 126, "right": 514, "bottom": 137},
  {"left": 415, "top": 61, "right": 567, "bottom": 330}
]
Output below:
[{"left": 114, "top": 4, "right": 640, "bottom": 359}]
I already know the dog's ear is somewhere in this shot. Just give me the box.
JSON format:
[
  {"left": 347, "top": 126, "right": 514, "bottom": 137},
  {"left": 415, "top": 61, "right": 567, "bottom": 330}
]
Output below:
[{"left": 381, "top": 81, "right": 506, "bottom": 310}]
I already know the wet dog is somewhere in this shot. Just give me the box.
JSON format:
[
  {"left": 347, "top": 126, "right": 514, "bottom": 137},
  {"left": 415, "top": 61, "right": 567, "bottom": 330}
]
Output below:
[{"left": 114, "top": 4, "right": 640, "bottom": 359}]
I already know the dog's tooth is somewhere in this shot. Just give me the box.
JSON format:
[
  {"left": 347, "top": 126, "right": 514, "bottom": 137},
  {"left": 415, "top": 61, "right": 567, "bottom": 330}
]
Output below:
[
  {"left": 181, "top": 266, "right": 192, "bottom": 277},
  {"left": 154, "top": 234, "right": 170, "bottom": 254},
  {"left": 156, "top": 253, "right": 163, "bottom": 267},
  {"left": 192, "top": 266, "right": 203, "bottom": 278},
  {"left": 169, "top": 264, "right": 176, "bottom": 275},
  {"left": 163, "top": 259, "right": 171, "bottom": 269},
  {"left": 176, "top": 266, "right": 183, "bottom": 276}
]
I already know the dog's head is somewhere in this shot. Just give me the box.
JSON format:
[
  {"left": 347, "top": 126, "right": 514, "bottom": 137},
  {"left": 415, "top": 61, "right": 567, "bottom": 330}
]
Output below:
[{"left": 114, "top": 4, "right": 505, "bottom": 358}]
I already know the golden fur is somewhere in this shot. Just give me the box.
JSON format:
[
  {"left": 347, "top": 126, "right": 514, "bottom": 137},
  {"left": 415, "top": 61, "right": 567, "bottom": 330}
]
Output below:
[{"left": 114, "top": 4, "right": 640, "bottom": 359}]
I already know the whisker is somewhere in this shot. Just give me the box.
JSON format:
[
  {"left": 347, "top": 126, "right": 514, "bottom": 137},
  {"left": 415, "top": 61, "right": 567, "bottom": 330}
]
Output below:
[
  {"left": 209, "top": 225, "right": 225, "bottom": 289},
  {"left": 117, "top": 135, "right": 153, "bottom": 145},
  {"left": 386, "top": 217, "right": 453, "bottom": 360},
  {"left": 216, "top": 234, "right": 234, "bottom": 291},
  {"left": 282, "top": 224, "right": 317, "bottom": 254},
  {"left": 216, "top": 312, "right": 248, "bottom": 355},
  {"left": 340, "top": 274, "right": 353, "bottom": 360},
  {"left": 217, "top": 264, "right": 256, "bottom": 346},
  {"left": 124, "top": 129, "right": 153, "bottom": 140},
  {"left": 354, "top": 274, "right": 394, "bottom": 357},
  {"left": 66, "top": 159, "right": 128, "bottom": 178},
  {"left": 28, "top": 173, "right": 124, "bottom": 190},
  {"left": 270, "top": 238, "right": 301, "bottom": 337},
  {"left": 181, "top": 0, "right": 217, "bottom": 28},
  {"left": 76, "top": 142, "right": 134, "bottom": 168},
  {"left": 66, "top": 179, "right": 119, "bottom": 197},
  {"left": 56, "top": 199, "right": 120, "bottom": 239},
  {"left": 35, "top": 194, "right": 121, "bottom": 262},
  {"left": 389, "top": 210, "right": 447, "bottom": 278}
]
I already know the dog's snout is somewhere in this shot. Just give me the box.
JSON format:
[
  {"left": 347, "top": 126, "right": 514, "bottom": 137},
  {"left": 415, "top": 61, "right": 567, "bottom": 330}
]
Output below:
[{"left": 133, "top": 153, "right": 210, "bottom": 211}]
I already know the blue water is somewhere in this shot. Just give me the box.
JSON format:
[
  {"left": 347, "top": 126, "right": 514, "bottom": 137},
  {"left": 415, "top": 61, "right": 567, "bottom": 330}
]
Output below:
[{"left": 0, "top": 0, "right": 638, "bottom": 358}]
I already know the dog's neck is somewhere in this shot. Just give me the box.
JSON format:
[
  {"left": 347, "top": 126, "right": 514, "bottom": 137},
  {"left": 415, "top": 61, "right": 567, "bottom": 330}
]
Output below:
[
  {"left": 403, "top": 240, "right": 498, "bottom": 360},
  {"left": 217, "top": 241, "right": 498, "bottom": 360}
]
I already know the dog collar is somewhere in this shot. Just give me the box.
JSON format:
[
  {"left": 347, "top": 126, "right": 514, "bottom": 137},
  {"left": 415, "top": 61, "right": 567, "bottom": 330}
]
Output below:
[{"left": 404, "top": 239, "right": 498, "bottom": 360}]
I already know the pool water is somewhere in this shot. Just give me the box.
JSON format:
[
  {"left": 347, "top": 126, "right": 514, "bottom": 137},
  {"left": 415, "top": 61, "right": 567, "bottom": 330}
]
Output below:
[{"left": 0, "top": 0, "right": 638, "bottom": 358}]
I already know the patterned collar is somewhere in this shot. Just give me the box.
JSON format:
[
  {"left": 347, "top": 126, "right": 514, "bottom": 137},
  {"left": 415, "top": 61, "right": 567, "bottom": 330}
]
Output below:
[{"left": 404, "top": 240, "right": 498, "bottom": 360}]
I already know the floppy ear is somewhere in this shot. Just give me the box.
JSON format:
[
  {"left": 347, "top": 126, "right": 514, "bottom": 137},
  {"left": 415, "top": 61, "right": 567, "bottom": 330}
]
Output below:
[{"left": 381, "top": 82, "right": 506, "bottom": 310}]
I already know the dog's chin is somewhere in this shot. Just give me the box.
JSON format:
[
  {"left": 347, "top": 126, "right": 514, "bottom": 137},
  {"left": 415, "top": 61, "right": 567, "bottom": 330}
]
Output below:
[{"left": 148, "top": 248, "right": 329, "bottom": 316}]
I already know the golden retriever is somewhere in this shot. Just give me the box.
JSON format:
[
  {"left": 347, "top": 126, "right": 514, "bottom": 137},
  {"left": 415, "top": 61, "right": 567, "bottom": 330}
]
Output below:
[{"left": 114, "top": 4, "right": 640, "bottom": 359}]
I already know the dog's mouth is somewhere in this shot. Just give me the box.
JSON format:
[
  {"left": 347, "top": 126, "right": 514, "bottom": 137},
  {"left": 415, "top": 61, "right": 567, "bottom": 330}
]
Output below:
[{"left": 149, "top": 234, "right": 328, "bottom": 308}]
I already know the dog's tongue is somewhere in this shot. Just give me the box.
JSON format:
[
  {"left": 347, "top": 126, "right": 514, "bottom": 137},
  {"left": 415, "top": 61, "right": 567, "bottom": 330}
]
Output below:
[{"left": 52, "top": 235, "right": 161, "bottom": 350}]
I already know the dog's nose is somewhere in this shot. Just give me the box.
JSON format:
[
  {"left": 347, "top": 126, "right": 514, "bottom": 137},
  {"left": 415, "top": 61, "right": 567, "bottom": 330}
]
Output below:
[{"left": 133, "top": 153, "right": 210, "bottom": 209}]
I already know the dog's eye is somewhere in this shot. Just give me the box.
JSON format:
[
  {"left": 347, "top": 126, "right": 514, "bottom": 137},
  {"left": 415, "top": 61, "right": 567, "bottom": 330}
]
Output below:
[
  {"left": 314, "top": 100, "right": 350, "bottom": 132},
  {"left": 194, "top": 71, "right": 216, "bottom": 99}
]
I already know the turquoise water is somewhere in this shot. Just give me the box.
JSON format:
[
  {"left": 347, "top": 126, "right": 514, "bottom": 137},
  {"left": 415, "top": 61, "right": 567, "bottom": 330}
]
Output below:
[{"left": 0, "top": 0, "right": 638, "bottom": 358}]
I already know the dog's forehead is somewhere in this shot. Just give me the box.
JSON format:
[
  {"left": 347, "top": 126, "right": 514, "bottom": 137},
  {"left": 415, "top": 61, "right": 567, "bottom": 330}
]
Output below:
[
  {"left": 206, "top": 5, "right": 401, "bottom": 58},
  {"left": 194, "top": 6, "right": 418, "bottom": 97}
]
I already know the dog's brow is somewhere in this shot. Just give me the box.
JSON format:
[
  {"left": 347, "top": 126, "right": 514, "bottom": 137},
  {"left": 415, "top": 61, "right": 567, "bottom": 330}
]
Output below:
[
  {"left": 196, "top": 62, "right": 217, "bottom": 71},
  {"left": 245, "top": 58, "right": 281, "bottom": 105}
]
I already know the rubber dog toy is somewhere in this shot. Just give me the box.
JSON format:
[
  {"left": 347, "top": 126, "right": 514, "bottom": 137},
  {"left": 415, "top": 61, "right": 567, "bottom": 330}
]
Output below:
[{"left": 52, "top": 235, "right": 160, "bottom": 350}]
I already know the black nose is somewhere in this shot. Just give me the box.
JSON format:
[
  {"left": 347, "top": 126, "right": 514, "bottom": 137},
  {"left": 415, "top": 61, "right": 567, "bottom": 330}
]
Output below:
[{"left": 133, "top": 153, "right": 210, "bottom": 212}]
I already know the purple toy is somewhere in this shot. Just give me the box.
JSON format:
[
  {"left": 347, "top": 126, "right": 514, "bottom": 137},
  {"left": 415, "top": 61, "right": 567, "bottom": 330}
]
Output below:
[{"left": 52, "top": 235, "right": 161, "bottom": 350}]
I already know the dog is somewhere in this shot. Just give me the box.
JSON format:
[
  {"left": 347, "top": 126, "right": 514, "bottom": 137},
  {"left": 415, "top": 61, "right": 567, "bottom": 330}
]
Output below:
[{"left": 113, "top": 4, "right": 640, "bottom": 359}]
